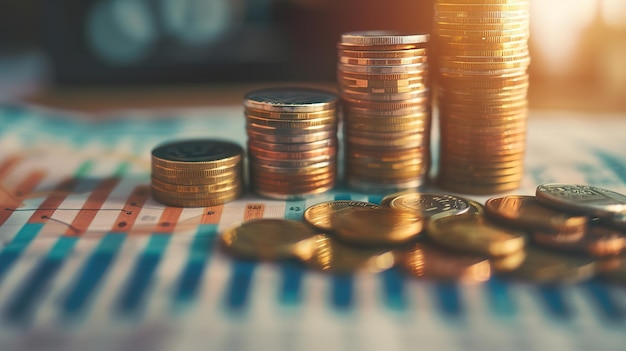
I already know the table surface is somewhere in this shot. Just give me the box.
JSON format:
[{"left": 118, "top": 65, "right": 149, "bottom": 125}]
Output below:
[{"left": 1, "top": 102, "right": 626, "bottom": 351}]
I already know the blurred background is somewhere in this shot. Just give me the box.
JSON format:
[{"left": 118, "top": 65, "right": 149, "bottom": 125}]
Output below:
[{"left": 0, "top": 0, "right": 624, "bottom": 111}]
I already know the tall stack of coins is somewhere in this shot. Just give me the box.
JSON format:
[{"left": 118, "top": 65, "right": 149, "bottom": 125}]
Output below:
[
  {"left": 151, "top": 139, "right": 244, "bottom": 207},
  {"left": 244, "top": 87, "right": 339, "bottom": 199},
  {"left": 337, "top": 31, "right": 432, "bottom": 193},
  {"left": 434, "top": 0, "right": 530, "bottom": 194}
]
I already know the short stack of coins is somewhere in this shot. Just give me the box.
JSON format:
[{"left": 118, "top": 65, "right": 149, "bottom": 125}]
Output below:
[
  {"left": 151, "top": 139, "right": 244, "bottom": 207},
  {"left": 337, "top": 31, "right": 432, "bottom": 193},
  {"left": 244, "top": 87, "right": 339, "bottom": 199},
  {"left": 434, "top": 0, "right": 531, "bottom": 194}
]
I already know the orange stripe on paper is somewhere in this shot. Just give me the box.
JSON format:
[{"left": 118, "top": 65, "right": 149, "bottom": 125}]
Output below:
[
  {"left": 65, "top": 177, "right": 121, "bottom": 236},
  {"left": 0, "top": 155, "right": 23, "bottom": 179},
  {"left": 110, "top": 185, "right": 151, "bottom": 233},
  {"left": 200, "top": 206, "right": 224, "bottom": 225},
  {"left": 29, "top": 178, "right": 80, "bottom": 224},
  {"left": 0, "top": 170, "right": 46, "bottom": 226},
  {"left": 153, "top": 206, "right": 184, "bottom": 234}
]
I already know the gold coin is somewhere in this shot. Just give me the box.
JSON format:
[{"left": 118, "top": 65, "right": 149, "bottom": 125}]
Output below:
[
  {"left": 532, "top": 224, "right": 626, "bottom": 257},
  {"left": 339, "top": 70, "right": 429, "bottom": 81},
  {"left": 151, "top": 167, "right": 242, "bottom": 185},
  {"left": 343, "top": 97, "right": 431, "bottom": 111},
  {"left": 250, "top": 160, "right": 336, "bottom": 175},
  {"left": 434, "top": 3, "right": 529, "bottom": 12},
  {"left": 220, "top": 218, "right": 321, "bottom": 260},
  {"left": 338, "top": 76, "right": 428, "bottom": 88},
  {"left": 151, "top": 177, "right": 241, "bottom": 193},
  {"left": 436, "top": 15, "right": 528, "bottom": 25},
  {"left": 151, "top": 139, "right": 243, "bottom": 170},
  {"left": 427, "top": 213, "right": 526, "bottom": 256},
  {"left": 385, "top": 192, "right": 472, "bottom": 218},
  {"left": 490, "top": 249, "right": 526, "bottom": 273},
  {"left": 244, "top": 107, "right": 337, "bottom": 120},
  {"left": 340, "top": 90, "right": 429, "bottom": 102},
  {"left": 401, "top": 241, "right": 491, "bottom": 282},
  {"left": 338, "top": 63, "right": 427, "bottom": 75},
  {"left": 437, "top": 34, "right": 529, "bottom": 45},
  {"left": 331, "top": 207, "right": 424, "bottom": 246},
  {"left": 246, "top": 121, "right": 337, "bottom": 134},
  {"left": 439, "top": 58, "right": 530, "bottom": 71},
  {"left": 303, "top": 200, "right": 380, "bottom": 232},
  {"left": 247, "top": 138, "right": 336, "bottom": 152},
  {"left": 339, "top": 83, "right": 428, "bottom": 95},
  {"left": 435, "top": 22, "right": 529, "bottom": 32},
  {"left": 300, "top": 235, "right": 395, "bottom": 274},
  {"left": 503, "top": 248, "right": 595, "bottom": 284},
  {"left": 246, "top": 128, "right": 337, "bottom": 144},
  {"left": 339, "top": 55, "right": 427, "bottom": 66},
  {"left": 151, "top": 187, "right": 242, "bottom": 207},
  {"left": 338, "top": 48, "right": 427, "bottom": 59},
  {"left": 245, "top": 114, "right": 336, "bottom": 128},
  {"left": 340, "top": 31, "right": 430, "bottom": 46},
  {"left": 250, "top": 174, "right": 336, "bottom": 189},
  {"left": 337, "top": 42, "right": 425, "bottom": 51},
  {"left": 247, "top": 144, "right": 336, "bottom": 160},
  {"left": 485, "top": 195, "right": 588, "bottom": 233},
  {"left": 437, "top": 48, "right": 529, "bottom": 58}
]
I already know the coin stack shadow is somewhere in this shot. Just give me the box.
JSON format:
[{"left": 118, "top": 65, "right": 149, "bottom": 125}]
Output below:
[
  {"left": 434, "top": 0, "right": 530, "bottom": 194},
  {"left": 151, "top": 140, "right": 244, "bottom": 207},
  {"left": 337, "top": 31, "right": 432, "bottom": 193},
  {"left": 244, "top": 87, "right": 340, "bottom": 199}
]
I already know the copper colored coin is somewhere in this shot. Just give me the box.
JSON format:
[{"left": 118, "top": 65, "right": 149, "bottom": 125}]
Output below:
[
  {"left": 532, "top": 224, "right": 626, "bottom": 257},
  {"left": 485, "top": 195, "right": 588, "bottom": 233},
  {"left": 301, "top": 235, "right": 395, "bottom": 274},
  {"left": 303, "top": 200, "right": 380, "bottom": 232},
  {"left": 401, "top": 241, "right": 491, "bottom": 282},
  {"left": 332, "top": 207, "right": 424, "bottom": 247},
  {"left": 427, "top": 213, "right": 526, "bottom": 256}
]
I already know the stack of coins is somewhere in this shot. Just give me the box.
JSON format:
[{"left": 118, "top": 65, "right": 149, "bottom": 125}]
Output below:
[
  {"left": 337, "top": 31, "right": 432, "bottom": 193},
  {"left": 244, "top": 87, "right": 339, "bottom": 199},
  {"left": 151, "top": 139, "right": 244, "bottom": 207},
  {"left": 434, "top": 0, "right": 531, "bottom": 194}
]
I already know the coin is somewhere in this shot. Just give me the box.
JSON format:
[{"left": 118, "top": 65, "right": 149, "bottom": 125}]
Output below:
[
  {"left": 151, "top": 139, "right": 245, "bottom": 207},
  {"left": 220, "top": 219, "right": 321, "bottom": 260},
  {"left": 491, "top": 249, "right": 526, "bottom": 272},
  {"left": 485, "top": 195, "right": 588, "bottom": 233},
  {"left": 151, "top": 139, "right": 243, "bottom": 169},
  {"left": 332, "top": 207, "right": 424, "bottom": 246},
  {"left": 244, "top": 87, "right": 339, "bottom": 113},
  {"left": 503, "top": 248, "right": 595, "bottom": 284},
  {"left": 401, "top": 241, "right": 491, "bottom": 282},
  {"left": 427, "top": 213, "right": 526, "bottom": 257},
  {"left": 301, "top": 235, "right": 395, "bottom": 274},
  {"left": 532, "top": 224, "right": 626, "bottom": 257},
  {"left": 383, "top": 192, "right": 471, "bottom": 218},
  {"left": 340, "top": 31, "right": 430, "bottom": 46},
  {"left": 303, "top": 200, "right": 380, "bottom": 232},
  {"left": 536, "top": 184, "right": 626, "bottom": 218}
]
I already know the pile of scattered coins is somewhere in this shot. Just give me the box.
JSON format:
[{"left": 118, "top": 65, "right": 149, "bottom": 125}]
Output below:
[
  {"left": 434, "top": 0, "right": 531, "bottom": 194},
  {"left": 337, "top": 31, "right": 432, "bottom": 193},
  {"left": 220, "top": 184, "right": 626, "bottom": 284},
  {"left": 150, "top": 140, "right": 244, "bottom": 207},
  {"left": 244, "top": 88, "right": 339, "bottom": 199}
]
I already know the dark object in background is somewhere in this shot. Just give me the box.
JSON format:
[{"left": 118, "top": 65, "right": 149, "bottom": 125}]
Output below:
[{"left": 42, "top": 0, "right": 314, "bottom": 85}]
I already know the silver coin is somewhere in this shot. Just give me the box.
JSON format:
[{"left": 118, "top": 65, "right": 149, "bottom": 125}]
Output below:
[
  {"left": 536, "top": 183, "right": 626, "bottom": 218},
  {"left": 244, "top": 87, "right": 339, "bottom": 113}
]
